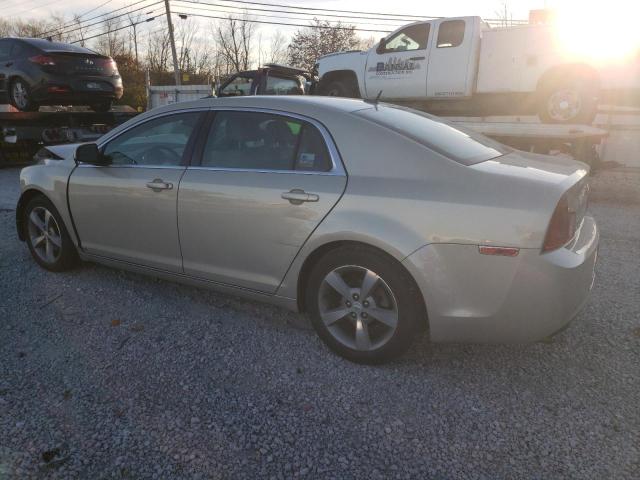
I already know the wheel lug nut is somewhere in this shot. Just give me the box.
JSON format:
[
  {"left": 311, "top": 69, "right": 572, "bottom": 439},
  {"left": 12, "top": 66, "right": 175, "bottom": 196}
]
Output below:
[
  {"left": 346, "top": 301, "right": 352, "bottom": 307},
  {"left": 361, "top": 312, "right": 368, "bottom": 319},
  {"left": 350, "top": 312, "right": 357, "bottom": 318},
  {"left": 352, "top": 294, "right": 359, "bottom": 301},
  {"left": 363, "top": 301, "right": 369, "bottom": 307}
]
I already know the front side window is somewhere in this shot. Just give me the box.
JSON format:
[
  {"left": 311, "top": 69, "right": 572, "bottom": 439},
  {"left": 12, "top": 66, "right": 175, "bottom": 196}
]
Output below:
[
  {"left": 102, "top": 112, "right": 201, "bottom": 166},
  {"left": 264, "top": 75, "right": 302, "bottom": 95},
  {"left": 201, "top": 111, "right": 332, "bottom": 172},
  {"left": 219, "top": 75, "right": 253, "bottom": 97},
  {"left": 437, "top": 20, "right": 466, "bottom": 48},
  {"left": 382, "top": 24, "right": 429, "bottom": 53}
]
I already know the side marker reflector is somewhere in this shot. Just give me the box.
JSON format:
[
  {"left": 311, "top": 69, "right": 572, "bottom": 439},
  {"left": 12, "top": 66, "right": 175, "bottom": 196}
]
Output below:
[{"left": 478, "top": 246, "right": 520, "bottom": 257}]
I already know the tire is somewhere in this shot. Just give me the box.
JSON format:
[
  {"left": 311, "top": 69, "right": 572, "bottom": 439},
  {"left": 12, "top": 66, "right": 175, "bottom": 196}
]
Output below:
[
  {"left": 537, "top": 77, "right": 598, "bottom": 124},
  {"left": 90, "top": 100, "right": 113, "bottom": 112},
  {"left": 305, "top": 245, "right": 424, "bottom": 364},
  {"left": 9, "top": 78, "right": 39, "bottom": 112},
  {"left": 23, "top": 196, "right": 79, "bottom": 272},
  {"left": 321, "top": 80, "right": 358, "bottom": 98}
]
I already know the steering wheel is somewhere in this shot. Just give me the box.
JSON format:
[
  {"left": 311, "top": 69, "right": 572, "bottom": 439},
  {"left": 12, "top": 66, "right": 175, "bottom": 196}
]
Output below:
[{"left": 140, "top": 145, "right": 181, "bottom": 165}]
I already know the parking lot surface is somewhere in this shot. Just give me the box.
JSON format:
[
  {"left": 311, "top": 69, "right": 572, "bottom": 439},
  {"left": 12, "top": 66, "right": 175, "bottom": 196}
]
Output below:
[{"left": 0, "top": 166, "right": 638, "bottom": 479}]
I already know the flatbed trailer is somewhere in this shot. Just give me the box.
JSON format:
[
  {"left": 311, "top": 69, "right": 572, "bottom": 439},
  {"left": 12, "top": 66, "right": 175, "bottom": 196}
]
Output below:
[
  {"left": 445, "top": 116, "right": 608, "bottom": 167},
  {"left": 1, "top": 107, "right": 138, "bottom": 165}
]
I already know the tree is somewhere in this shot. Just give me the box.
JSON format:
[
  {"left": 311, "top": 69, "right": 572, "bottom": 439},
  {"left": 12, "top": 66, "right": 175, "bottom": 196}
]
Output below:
[
  {"left": 267, "top": 30, "right": 288, "bottom": 65},
  {"left": 215, "top": 15, "right": 254, "bottom": 72},
  {"left": 287, "top": 19, "right": 360, "bottom": 71}
]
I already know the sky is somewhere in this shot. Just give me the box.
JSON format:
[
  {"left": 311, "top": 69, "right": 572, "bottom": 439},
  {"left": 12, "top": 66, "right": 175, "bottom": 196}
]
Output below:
[{"left": 3, "top": 0, "right": 552, "bottom": 42}]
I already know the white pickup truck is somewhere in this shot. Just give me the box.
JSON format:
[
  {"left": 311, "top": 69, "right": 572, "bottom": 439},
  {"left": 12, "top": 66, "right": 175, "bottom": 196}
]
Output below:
[{"left": 315, "top": 16, "right": 640, "bottom": 124}]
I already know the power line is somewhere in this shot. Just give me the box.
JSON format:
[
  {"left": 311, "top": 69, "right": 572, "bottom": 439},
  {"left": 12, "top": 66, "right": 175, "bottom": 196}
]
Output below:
[
  {"left": 69, "top": 15, "right": 156, "bottom": 44},
  {"left": 5, "top": 0, "right": 65, "bottom": 17},
  {"left": 65, "top": 8, "right": 163, "bottom": 41},
  {"left": 43, "top": 1, "right": 163, "bottom": 39},
  {"left": 174, "top": 2, "right": 408, "bottom": 28},
  {"left": 172, "top": 10, "right": 393, "bottom": 33},
  {"left": 187, "top": 0, "right": 438, "bottom": 21},
  {"left": 174, "top": 0, "right": 421, "bottom": 25},
  {"left": 40, "top": 0, "right": 159, "bottom": 37},
  {"left": 75, "top": 0, "right": 117, "bottom": 20}
]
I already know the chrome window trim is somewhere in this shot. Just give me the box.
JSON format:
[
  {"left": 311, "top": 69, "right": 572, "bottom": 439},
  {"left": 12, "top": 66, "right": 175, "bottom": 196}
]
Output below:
[
  {"left": 196, "top": 106, "right": 347, "bottom": 176},
  {"left": 76, "top": 164, "right": 186, "bottom": 170}
]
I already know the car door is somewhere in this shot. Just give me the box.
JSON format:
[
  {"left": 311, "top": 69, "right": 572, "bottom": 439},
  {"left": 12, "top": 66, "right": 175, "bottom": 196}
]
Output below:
[
  {"left": 68, "top": 110, "right": 205, "bottom": 272},
  {"left": 0, "top": 39, "right": 13, "bottom": 94},
  {"left": 365, "top": 22, "right": 431, "bottom": 99},
  {"left": 426, "top": 17, "right": 480, "bottom": 99},
  {"left": 178, "top": 109, "right": 347, "bottom": 293}
]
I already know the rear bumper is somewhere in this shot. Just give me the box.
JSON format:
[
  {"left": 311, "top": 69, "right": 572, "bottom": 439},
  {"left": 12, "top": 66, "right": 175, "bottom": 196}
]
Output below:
[
  {"left": 31, "top": 74, "right": 123, "bottom": 103},
  {"left": 403, "top": 215, "right": 599, "bottom": 343}
]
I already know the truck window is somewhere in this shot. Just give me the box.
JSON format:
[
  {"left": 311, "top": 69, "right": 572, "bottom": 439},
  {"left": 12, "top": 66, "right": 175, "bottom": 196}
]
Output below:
[
  {"left": 354, "top": 104, "right": 509, "bottom": 165},
  {"left": 219, "top": 75, "right": 253, "bottom": 97},
  {"left": 265, "top": 75, "right": 302, "bottom": 95},
  {"left": 382, "top": 24, "right": 429, "bottom": 52},
  {"left": 437, "top": 20, "right": 466, "bottom": 48}
]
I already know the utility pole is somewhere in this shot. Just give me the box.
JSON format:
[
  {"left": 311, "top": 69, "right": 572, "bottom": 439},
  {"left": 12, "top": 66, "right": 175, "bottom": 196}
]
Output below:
[{"left": 164, "top": 0, "right": 181, "bottom": 86}]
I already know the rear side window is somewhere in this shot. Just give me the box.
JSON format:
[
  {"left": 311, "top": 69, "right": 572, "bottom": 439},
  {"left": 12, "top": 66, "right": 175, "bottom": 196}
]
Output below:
[
  {"left": 201, "top": 111, "right": 332, "bottom": 172},
  {"left": 265, "top": 75, "right": 302, "bottom": 95},
  {"left": 437, "top": 20, "right": 466, "bottom": 48},
  {"left": 354, "top": 105, "right": 509, "bottom": 165},
  {"left": 219, "top": 75, "right": 253, "bottom": 96}
]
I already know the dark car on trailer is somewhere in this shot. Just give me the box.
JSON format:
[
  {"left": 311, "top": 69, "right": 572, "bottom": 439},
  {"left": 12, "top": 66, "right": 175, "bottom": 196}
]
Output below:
[
  {"left": 216, "top": 64, "right": 314, "bottom": 97},
  {"left": 0, "top": 37, "right": 123, "bottom": 112}
]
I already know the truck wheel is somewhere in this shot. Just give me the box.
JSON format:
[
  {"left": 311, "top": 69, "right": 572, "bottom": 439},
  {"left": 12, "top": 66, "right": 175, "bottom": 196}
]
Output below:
[
  {"left": 90, "top": 100, "right": 113, "bottom": 112},
  {"left": 9, "top": 78, "right": 39, "bottom": 112},
  {"left": 538, "top": 77, "right": 598, "bottom": 124},
  {"left": 322, "top": 80, "right": 358, "bottom": 98}
]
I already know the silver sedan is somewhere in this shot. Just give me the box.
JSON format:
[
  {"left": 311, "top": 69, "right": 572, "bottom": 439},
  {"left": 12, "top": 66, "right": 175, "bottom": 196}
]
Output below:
[{"left": 16, "top": 96, "right": 598, "bottom": 363}]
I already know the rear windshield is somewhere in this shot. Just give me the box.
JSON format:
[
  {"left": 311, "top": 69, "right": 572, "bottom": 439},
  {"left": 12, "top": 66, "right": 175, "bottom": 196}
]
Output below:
[
  {"left": 354, "top": 104, "right": 509, "bottom": 165},
  {"left": 23, "top": 38, "right": 98, "bottom": 55}
]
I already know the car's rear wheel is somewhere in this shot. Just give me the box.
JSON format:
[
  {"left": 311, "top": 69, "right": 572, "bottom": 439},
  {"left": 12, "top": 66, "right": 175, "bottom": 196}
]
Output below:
[
  {"left": 90, "top": 100, "right": 113, "bottom": 112},
  {"left": 24, "top": 196, "right": 78, "bottom": 272},
  {"left": 306, "top": 245, "right": 424, "bottom": 364},
  {"left": 9, "top": 78, "right": 39, "bottom": 112}
]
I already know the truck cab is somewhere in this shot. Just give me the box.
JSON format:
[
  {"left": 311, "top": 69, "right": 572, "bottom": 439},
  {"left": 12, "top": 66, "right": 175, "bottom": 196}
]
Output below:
[
  {"left": 216, "top": 64, "right": 310, "bottom": 98},
  {"left": 317, "top": 17, "right": 482, "bottom": 101}
]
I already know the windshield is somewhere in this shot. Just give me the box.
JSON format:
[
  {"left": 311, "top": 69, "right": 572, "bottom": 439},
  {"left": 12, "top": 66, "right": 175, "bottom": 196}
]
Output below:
[{"left": 354, "top": 104, "right": 510, "bottom": 165}]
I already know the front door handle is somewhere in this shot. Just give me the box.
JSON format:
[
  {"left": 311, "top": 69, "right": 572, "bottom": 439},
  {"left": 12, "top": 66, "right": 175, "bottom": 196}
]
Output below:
[
  {"left": 5, "top": 62, "right": 12, "bottom": 67},
  {"left": 146, "top": 179, "right": 173, "bottom": 191},
  {"left": 281, "top": 189, "right": 319, "bottom": 205}
]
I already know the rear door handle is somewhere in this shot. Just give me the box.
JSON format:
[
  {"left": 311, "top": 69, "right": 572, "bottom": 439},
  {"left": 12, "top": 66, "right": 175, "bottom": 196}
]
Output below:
[
  {"left": 146, "top": 179, "right": 173, "bottom": 191},
  {"left": 281, "top": 189, "right": 319, "bottom": 204},
  {"left": 5, "top": 62, "right": 13, "bottom": 67}
]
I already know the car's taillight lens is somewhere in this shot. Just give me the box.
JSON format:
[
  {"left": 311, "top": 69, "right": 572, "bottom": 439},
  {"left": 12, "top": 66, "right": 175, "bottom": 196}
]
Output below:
[
  {"left": 29, "top": 55, "right": 56, "bottom": 66},
  {"left": 97, "top": 58, "right": 118, "bottom": 75},
  {"left": 542, "top": 194, "right": 577, "bottom": 252}
]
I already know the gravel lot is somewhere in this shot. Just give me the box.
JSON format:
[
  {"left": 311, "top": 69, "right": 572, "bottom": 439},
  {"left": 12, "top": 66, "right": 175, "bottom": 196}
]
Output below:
[{"left": 0, "top": 166, "right": 638, "bottom": 479}]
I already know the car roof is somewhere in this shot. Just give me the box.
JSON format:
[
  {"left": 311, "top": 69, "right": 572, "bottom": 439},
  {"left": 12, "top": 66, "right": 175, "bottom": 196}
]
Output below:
[
  {"left": 13, "top": 38, "right": 100, "bottom": 55},
  {"left": 152, "top": 95, "right": 372, "bottom": 117}
]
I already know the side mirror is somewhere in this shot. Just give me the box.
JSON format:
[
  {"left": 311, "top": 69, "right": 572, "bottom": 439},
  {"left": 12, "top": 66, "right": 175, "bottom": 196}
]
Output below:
[
  {"left": 75, "top": 143, "right": 109, "bottom": 165},
  {"left": 376, "top": 37, "right": 386, "bottom": 54}
]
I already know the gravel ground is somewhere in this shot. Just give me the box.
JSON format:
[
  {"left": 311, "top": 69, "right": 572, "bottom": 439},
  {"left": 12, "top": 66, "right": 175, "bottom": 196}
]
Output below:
[{"left": 0, "top": 167, "right": 638, "bottom": 479}]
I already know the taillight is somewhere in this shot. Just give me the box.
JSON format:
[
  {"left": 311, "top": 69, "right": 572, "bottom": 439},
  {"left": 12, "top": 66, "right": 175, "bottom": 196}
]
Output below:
[
  {"left": 29, "top": 55, "right": 56, "bottom": 66},
  {"left": 98, "top": 58, "right": 118, "bottom": 74},
  {"left": 542, "top": 194, "right": 577, "bottom": 252}
]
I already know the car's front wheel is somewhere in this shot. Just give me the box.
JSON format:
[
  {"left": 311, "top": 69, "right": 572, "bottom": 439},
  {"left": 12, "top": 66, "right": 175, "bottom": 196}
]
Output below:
[
  {"left": 306, "top": 245, "right": 424, "bottom": 364},
  {"left": 9, "top": 78, "right": 39, "bottom": 112},
  {"left": 24, "top": 196, "right": 78, "bottom": 272}
]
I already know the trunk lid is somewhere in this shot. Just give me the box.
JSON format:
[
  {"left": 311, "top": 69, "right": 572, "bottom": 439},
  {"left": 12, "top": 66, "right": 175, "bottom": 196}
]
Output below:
[{"left": 42, "top": 53, "right": 118, "bottom": 77}]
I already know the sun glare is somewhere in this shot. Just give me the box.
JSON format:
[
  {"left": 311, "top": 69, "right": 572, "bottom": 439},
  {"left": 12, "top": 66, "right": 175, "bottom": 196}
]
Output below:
[{"left": 554, "top": 0, "right": 640, "bottom": 63}]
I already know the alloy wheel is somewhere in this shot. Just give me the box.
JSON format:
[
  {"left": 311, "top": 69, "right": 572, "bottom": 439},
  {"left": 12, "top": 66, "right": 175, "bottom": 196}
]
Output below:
[
  {"left": 547, "top": 88, "right": 582, "bottom": 122},
  {"left": 12, "top": 81, "right": 29, "bottom": 110},
  {"left": 27, "top": 206, "right": 62, "bottom": 264},
  {"left": 318, "top": 265, "right": 399, "bottom": 351}
]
